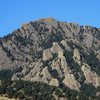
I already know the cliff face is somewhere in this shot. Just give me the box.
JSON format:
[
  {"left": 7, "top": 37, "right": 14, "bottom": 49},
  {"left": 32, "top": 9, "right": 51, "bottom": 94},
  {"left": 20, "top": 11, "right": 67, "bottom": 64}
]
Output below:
[{"left": 0, "top": 18, "right": 100, "bottom": 99}]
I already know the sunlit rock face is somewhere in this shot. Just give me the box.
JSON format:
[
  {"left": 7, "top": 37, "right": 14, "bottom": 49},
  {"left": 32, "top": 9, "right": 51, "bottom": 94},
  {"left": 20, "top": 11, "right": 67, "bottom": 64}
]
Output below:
[{"left": 0, "top": 18, "right": 100, "bottom": 92}]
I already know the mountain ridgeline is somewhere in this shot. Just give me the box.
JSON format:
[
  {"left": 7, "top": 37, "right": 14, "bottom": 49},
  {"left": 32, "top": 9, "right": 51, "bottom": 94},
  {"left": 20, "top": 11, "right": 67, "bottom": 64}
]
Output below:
[{"left": 0, "top": 18, "right": 100, "bottom": 100}]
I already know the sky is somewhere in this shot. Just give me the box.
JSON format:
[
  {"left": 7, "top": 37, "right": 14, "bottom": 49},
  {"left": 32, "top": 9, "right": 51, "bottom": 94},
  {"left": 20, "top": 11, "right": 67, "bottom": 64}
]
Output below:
[{"left": 0, "top": 0, "right": 100, "bottom": 37}]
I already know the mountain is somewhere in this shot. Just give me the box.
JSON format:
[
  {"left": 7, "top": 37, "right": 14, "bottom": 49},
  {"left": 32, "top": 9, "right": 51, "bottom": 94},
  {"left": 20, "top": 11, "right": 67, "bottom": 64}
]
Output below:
[{"left": 0, "top": 18, "right": 100, "bottom": 100}]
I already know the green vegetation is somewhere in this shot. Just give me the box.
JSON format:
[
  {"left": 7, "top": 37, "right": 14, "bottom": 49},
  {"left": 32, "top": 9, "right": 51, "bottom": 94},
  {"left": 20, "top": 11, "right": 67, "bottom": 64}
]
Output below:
[
  {"left": 80, "top": 49, "right": 100, "bottom": 75},
  {"left": 0, "top": 70, "right": 99, "bottom": 100},
  {"left": 80, "top": 83, "right": 96, "bottom": 97}
]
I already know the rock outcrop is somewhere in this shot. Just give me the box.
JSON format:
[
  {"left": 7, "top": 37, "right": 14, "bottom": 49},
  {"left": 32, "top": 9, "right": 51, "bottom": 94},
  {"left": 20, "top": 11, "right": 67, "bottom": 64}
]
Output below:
[
  {"left": 82, "top": 63, "right": 100, "bottom": 87},
  {"left": 0, "top": 18, "right": 100, "bottom": 98},
  {"left": 63, "top": 74, "right": 80, "bottom": 91}
]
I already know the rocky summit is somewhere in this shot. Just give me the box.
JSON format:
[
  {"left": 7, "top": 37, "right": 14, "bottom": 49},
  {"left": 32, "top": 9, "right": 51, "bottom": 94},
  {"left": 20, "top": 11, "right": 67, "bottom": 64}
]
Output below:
[{"left": 0, "top": 18, "right": 100, "bottom": 100}]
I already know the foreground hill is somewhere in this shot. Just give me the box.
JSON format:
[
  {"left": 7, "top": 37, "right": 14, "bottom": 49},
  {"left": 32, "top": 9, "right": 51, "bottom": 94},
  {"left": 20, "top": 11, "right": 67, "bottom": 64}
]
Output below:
[{"left": 0, "top": 18, "right": 100, "bottom": 99}]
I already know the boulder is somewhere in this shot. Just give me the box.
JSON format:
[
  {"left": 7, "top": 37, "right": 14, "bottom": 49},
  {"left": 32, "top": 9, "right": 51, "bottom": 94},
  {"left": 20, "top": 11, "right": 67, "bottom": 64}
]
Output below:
[
  {"left": 43, "top": 49, "right": 52, "bottom": 61},
  {"left": 73, "top": 48, "right": 80, "bottom": 62},
  {"left": 49, "top": 78, "right": 59, "bottom": 87}
]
